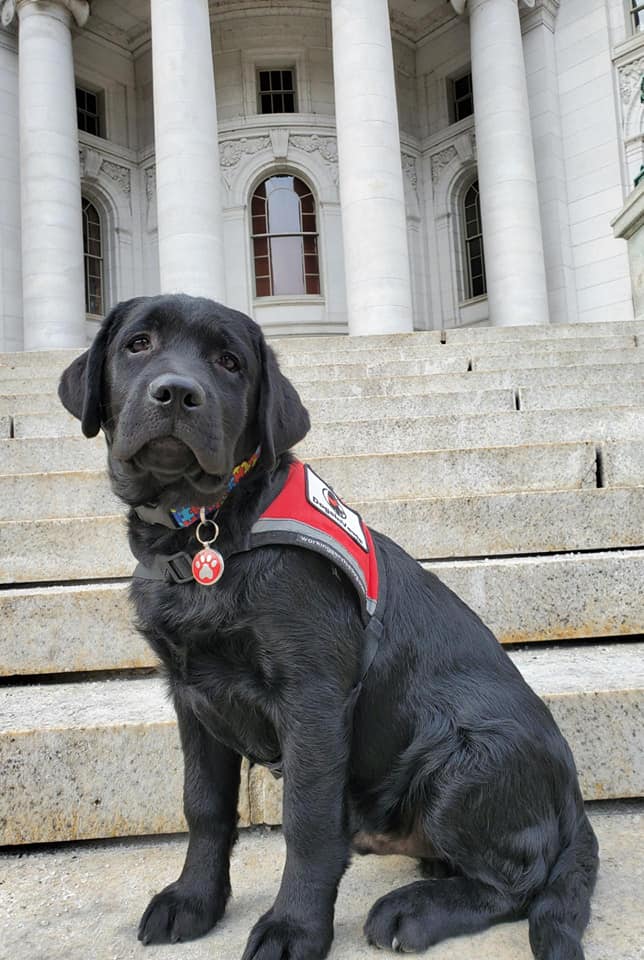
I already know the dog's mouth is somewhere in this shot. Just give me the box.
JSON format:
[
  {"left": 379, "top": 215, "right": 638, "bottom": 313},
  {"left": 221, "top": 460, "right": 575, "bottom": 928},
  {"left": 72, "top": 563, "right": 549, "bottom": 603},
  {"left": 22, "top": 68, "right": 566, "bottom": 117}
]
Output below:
[
  {"left": 134, "top": 437, "right": 198, "bottom": 475},
  {"left": 130, "top": 437, "right": 225, "bottom": 492}
]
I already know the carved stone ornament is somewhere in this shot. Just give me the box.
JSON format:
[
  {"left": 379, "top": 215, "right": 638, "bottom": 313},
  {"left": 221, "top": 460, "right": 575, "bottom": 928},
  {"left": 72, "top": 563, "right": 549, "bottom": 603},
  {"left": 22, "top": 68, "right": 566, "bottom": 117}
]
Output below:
[
  {"left": 219, "top": 137, "right": 270, "bottom": 170},
  {"left": 401, "top": 153, "right": 418, "bottom": 191},
  {"left": 431, "top": 146, "right": 458, "bottom": 183},
  {"left": 145, "top": 166, "right": 156, "bottom": 203},
  {"left": 290, "top": 134, "right": 338, "bottom": 166},
  {"left": 78, "top": 146, "right": 102, "bottom": 180},
  {"left": 618, "top": 58, "right": 644, "bottom": 108},
  {"left": 449, "top": 0, "right": 535, "bottom": 12},
  {"left": 102, "top": 160, "right": 131, "bottom": 196},
  {"left": 290, "top": 134, "right": 339, "bottom": 184},
  {"left": 3, "top": 0, "right": 90, "bottom": 27}
]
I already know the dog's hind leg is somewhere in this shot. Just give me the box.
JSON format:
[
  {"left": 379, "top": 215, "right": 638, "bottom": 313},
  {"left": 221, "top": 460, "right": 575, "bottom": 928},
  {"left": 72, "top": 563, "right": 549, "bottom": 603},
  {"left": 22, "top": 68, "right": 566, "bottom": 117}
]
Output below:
[{"left": 364, "top": 875, "right": 523, "bottom": 953}]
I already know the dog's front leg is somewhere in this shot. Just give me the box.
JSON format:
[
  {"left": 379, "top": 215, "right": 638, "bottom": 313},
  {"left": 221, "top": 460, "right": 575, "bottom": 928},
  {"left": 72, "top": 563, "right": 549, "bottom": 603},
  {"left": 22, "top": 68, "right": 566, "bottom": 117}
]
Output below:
[
  {"left": 242, "top": 695, "right": 351, "bottom": 960},
  {"left": 138, "top": 692, "right": 241, "bottom": 945}
]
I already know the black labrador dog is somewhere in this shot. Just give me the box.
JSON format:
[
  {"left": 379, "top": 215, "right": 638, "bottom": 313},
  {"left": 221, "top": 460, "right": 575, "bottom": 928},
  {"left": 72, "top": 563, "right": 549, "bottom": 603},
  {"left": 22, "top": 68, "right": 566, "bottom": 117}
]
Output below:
[{"left": 59, "top": 295, "right": 598, "bottom": 960}]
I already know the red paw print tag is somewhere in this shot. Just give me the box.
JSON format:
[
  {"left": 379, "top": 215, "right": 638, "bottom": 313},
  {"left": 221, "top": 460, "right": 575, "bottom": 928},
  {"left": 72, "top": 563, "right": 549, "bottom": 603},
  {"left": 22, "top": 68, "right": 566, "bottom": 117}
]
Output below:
[
  {"left": 192, "top": 548, "right": 224, "bottom": 585},
  {"left": 192, "top": 509, "right": 225, "bottom": 587}
]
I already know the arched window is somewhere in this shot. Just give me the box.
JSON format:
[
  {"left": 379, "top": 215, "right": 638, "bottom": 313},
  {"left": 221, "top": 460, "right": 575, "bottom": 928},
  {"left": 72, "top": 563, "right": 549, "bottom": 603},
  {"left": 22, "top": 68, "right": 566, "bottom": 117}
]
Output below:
[
  {"left": 82, "top": 197, "right": 104, "bottom": 315},
  {"left": 462, "top": 180, "right": 487, "bottom": 299},
  {"left": 251, "top": 175, "right": 320, "bottom": 297}
]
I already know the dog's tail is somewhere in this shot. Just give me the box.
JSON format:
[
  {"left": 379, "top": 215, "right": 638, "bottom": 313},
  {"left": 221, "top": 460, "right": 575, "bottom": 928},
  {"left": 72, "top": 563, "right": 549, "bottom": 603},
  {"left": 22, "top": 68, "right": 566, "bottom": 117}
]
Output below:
[{"left": 528, "top": 812, "right": 599, "bottom": 960}]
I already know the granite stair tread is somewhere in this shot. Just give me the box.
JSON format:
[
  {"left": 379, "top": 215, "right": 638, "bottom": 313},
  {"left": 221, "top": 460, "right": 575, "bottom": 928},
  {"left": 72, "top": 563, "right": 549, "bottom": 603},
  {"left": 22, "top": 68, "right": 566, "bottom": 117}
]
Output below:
[
  {"left": 1, "top": 804, "right": 642, "bottom": 960},
  {"left": 1, "top": 644, "right": 642, "bottom": 844}
]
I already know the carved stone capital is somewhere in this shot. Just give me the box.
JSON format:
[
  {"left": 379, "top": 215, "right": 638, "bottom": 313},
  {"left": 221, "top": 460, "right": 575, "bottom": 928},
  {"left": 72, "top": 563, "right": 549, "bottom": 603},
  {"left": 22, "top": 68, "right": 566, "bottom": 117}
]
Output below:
[
  {"left": 450, "top": 0, "right": 535, "bottom": 13},
  {"left": 4, "top": 0, "right": 90, "bottom": 28}
]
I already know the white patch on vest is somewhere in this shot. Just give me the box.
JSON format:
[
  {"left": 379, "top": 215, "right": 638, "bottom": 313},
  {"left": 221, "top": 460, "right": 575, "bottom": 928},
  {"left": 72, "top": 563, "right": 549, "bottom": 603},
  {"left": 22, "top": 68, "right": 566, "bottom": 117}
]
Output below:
[{"left": 304, "top": 465, "right": 368, "bottom": 552}]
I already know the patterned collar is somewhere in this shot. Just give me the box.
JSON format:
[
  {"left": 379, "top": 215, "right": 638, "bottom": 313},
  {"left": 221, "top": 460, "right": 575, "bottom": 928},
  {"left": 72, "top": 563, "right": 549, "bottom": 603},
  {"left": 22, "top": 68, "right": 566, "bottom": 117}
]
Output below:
[{"left": 134, "top": 445, "right": 261, "bottom": 530}]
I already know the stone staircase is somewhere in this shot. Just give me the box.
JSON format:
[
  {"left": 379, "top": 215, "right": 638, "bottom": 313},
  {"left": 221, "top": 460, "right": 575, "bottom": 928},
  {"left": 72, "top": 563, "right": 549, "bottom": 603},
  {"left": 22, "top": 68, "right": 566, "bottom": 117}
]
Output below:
[{"left": 1, "top": 320, "right": 643, "bottom": 851}]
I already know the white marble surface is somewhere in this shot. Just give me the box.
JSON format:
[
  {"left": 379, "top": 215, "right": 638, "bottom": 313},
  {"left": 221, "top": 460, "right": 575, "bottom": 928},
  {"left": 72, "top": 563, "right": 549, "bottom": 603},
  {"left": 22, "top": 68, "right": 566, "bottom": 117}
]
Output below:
[
  {"left": 331, "top": 0, "right": 413, "bottom": 335},
  {"left": 150, "top": 0, "right": 225, "bottom": 300},
  {"left": 469, "top": 0, "right": 549, "bottom": 327},
  {"left": 17, "top": 0, "right": 86, "bottom": 349}
]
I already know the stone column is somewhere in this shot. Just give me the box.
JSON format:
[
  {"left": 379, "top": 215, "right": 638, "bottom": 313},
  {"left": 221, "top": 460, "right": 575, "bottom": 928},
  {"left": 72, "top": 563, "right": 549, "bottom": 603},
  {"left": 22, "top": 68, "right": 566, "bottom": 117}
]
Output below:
[
  {"left": 330, "top": 0, "right": 413, "bottom": 335},
  {"left": 5, "top": 0, "right": 89, "bottom": 349},
  {"left": 452, "top": 0, "right": 549, "bottom": 326},
  {"left": 150, "top": 0, "right": 225, "bottom": 301}
]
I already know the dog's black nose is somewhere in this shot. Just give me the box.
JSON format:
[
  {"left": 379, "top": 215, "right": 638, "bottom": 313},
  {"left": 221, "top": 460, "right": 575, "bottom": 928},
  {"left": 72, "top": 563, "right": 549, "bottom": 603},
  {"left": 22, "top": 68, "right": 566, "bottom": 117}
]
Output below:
[{"left": 147, "top": 374, "right": 206, "bottom": 409}]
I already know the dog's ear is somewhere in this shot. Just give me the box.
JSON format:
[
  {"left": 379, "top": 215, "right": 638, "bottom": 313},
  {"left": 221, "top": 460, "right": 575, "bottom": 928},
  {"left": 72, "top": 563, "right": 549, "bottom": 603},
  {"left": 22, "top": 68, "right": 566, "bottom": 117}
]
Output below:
[
  {"left": 257, "top": 335, "right": 310, "bottom": 468},
  {"left": 58, "top": 299, "right": 136, "bottom": 438}
]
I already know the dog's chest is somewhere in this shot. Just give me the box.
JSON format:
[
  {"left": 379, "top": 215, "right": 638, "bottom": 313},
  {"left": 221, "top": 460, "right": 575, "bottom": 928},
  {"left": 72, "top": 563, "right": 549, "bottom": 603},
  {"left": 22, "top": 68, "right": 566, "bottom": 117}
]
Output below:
[{"left": 170, "top": 629, "right": 284, "bottom": 768}]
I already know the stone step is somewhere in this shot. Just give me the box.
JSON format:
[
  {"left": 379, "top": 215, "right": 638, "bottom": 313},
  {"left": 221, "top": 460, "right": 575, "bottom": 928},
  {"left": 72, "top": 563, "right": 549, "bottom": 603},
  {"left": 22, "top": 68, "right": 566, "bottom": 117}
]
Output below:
[
  {"left": 0, "top": 335, "right": 637, "bottom": 397},
  {"left": 0, "top": 442, "right": 599, "bottom": 523},
  {"left": 299, "top": 408, "right": 643, "bottom": 458},
  {"left": 1, "top": 486, "right": 641, "bottom": 585},
  {"left": 6, "top": 380, "right": 642, "bottom": 437},
  {"left": 275, "top": 318, "right": 644, "bottom": 354},
  {"left": 274, "top": 334, "right": 638, "bottom": 367},
  {"left": 519, "top": 381, "right": 644, "bottom": 411},
  {"left": 1, "top": 803, "right": 641, "bottom": 960},
  {"left": 2, "top": 364, "right": 643, "bottom": 420},
  {"left": 443, "top": 318, "right": 644, "bottom": 343},
  {"left": 1, "top": 551, "right": 641, "bottom": 677},
  {"left": 296, "top": 364, "right": 644, "bottom": 399},
  {"left": 3, "top": 406, "right": 640, "bottom": 473},
  {"left": 285, "top": 350, "right": 643, "bottom": 384},
  {"left": 472, "top": 347, "right": 641, "bottom": 372},
  {"left": 1, "top": 643, "right": 642, "bottom": 844},
  {"left": 603, "top": 439, "right": 644, "bottom": 487}
]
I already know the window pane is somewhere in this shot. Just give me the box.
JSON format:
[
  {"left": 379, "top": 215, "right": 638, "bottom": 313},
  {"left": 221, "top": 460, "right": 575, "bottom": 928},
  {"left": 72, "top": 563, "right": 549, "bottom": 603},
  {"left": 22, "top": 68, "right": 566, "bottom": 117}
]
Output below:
[
  {"left": 270, "top": 70, "right": 281, "bottom": 89},
  {"left": 261, "top": 94, "right": 272, "bottom": 114},
  {"left": 251, "top": 195, "right": 265, "bottom": 216},
  {"left": 253, "top": 236, "right": 268, "bottom": 258},
  {"left": 282, "top": 70, "right": 293, "bottom": 89},
  {"left": 272, "top": 93, "right": 284, "bottom": 112},
  {"left": 302, "top": 213, "right": 316, "bottom": 233},
  {"left": 306, "top": 276, "right": 320, "bottom": 295},
  {"left": 303, "top": 235, "right": 317, "bottom": 255},
  {"left": 259, "top": 71, "right": 270, "bottom": 92},
  {"left": 252, "top": 215, "right": 267, "bottom": 235},
  {"left": 266, "top": 177, "right": 301, "bottom": 233},
  {"left": 284, "top": 93, "right": 295, "bottom": 113},
  {"left": 472, "top": 275, "right": 486, "bottom": 297},
  {"left": 254, "top": 256, "right": 270, "bottom": 277},
  {"left": 304, "top": 254, "right": 318, "bottom": 275},
  {"left": 271, "top": 236, "right": 305, "bottom": 294},
  {"left": 256, "top": 276, "right": 271, "bottom": 297}
]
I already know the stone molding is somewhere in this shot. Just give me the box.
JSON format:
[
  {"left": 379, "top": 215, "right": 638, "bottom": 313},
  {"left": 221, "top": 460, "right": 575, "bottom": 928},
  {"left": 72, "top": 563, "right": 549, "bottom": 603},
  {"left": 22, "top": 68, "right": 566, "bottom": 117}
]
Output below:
[
  {"left": 79, "top": 147, "right": 131, "bottom": 197},
  {"left": 449, "top": 0, "right": 535, "bottom": 13},
  {"left": 2, "top": 0, "right": 89, "bottom": 27},
  {"left": 430, "top": 132, "right": 476, "bottom": 185},
  {"left": 519, "top": 0, "right": 559, "bottom": 33},
  {"left": 618, "top": 56, "right": 644, "bottom": 109},
  {"left": 290, "top": 133, "right": 338, "bottom": 183}
]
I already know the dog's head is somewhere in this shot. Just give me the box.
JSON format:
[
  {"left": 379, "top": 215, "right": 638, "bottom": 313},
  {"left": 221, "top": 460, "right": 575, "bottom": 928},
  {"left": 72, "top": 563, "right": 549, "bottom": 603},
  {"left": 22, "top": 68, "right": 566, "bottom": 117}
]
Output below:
[{"left": 58, "top": 295, "right": 310, "bottom": 507}]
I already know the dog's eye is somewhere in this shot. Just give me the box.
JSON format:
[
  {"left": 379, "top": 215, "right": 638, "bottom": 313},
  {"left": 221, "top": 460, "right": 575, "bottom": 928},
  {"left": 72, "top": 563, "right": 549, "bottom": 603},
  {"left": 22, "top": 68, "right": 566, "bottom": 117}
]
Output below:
[
  {"left": 127, "top": 335, "right": 151, "bottom": 354},
  {"left": 216, "top": 353, "right": 240, "bottom": 372}
]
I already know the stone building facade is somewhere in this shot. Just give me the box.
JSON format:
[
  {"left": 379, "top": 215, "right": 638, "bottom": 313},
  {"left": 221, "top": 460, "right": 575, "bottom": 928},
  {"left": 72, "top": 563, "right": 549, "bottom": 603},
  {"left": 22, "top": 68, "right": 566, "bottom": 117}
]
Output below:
[{"left": 0, "top": 0, "right": 642, "bottom": 350}]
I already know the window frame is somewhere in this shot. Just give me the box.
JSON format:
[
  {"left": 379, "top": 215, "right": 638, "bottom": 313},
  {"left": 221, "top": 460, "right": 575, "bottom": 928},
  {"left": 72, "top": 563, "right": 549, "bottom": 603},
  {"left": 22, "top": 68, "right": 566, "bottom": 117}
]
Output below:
[
  {"left": 81, "top": 197, "right": 105, "bottom": 318},
  {"left": 256, "top": 67, "right": 298, "bottom": 115},
  {"left": 448, "top": 70, "right": 474, "bottom": 125},
  {"left": 461, "top": 179, "right": 487, "bottom": 302},
  {"left": 250, "top": 174, "right": 322, "bottom": 300},
  {"left": 76, "top": 84, "right": 105, "bottom": 139},
  {"left": 628, "top": 0, "right": 644, "bottom": 32}
]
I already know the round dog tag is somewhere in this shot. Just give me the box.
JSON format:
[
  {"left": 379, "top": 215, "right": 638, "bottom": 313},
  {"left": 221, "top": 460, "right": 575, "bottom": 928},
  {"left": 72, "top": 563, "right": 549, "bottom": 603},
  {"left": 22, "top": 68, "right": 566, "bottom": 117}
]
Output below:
[
  {"left": 192, "top": 547, "right": 224, "bottom": 585},
  {"left": 192, "top": 509, "right": 224, "bottom": 586}
]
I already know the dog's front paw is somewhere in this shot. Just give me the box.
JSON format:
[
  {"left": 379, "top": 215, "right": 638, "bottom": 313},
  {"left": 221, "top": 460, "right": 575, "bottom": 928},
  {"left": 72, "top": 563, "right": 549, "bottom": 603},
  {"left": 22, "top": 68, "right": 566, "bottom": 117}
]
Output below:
[
  {"left": 138, "top": 880, "right": 228, "bottom": 945},
  {"left": 241, "top": 909, "right": 333, "bottom": 960}
]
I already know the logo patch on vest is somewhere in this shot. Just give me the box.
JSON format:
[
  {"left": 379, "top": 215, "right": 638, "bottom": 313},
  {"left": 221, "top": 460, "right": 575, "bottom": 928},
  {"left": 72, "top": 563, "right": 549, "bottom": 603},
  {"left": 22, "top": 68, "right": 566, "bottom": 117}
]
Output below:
[{"left": 304, "top": 465, "right": 368, "bottom": 552}]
